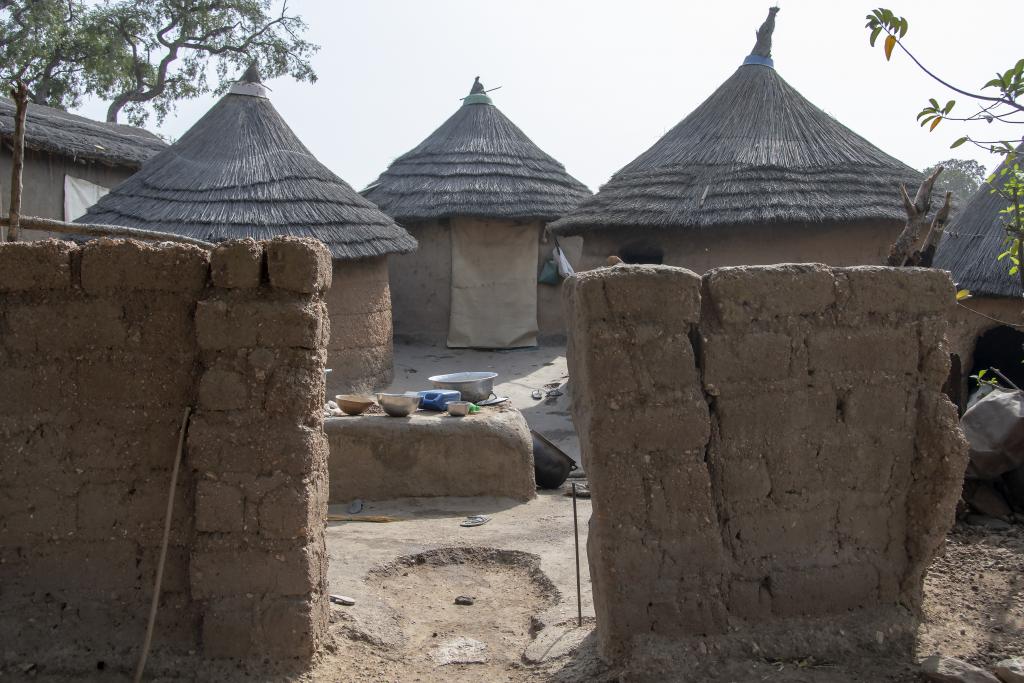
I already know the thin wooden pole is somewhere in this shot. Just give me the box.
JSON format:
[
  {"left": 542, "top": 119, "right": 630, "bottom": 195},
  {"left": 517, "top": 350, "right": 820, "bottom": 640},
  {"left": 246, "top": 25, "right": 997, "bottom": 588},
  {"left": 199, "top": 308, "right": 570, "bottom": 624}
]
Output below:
[
  {"left": 572, "top": 482, "right": 582, "bottom": 628},
  {"left": 0, "top": 216, "right": 215, "bottom": 249},
  {"left": 133, "top": 407, "right": 191, "bottom": 683},
  {"left": 7, "top": 81, "right": 28, "bottom": 243}
]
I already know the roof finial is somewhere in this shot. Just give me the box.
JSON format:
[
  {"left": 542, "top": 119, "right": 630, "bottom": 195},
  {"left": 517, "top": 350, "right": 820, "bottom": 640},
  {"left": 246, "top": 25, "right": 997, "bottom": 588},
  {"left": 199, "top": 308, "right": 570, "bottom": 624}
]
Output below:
[
  {"left": 462, "top": 76, "right": 494, "bottom": 106},
  {"left": 742, "top": 7, "right": 779, "bottom": 68},
  {"left": 241, "top": 62, "right": 262, "bottom": 84},
  {"left": 229, "top": 62, "right": 270, "bottom": 98},
  {"left": 751, "top": 7, "right": 779, "bottom": 58}
]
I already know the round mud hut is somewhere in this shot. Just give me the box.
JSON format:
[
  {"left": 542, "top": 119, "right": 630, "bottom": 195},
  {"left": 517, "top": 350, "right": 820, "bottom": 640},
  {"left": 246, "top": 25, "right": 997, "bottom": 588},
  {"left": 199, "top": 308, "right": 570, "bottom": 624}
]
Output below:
[
  {"left": 550, "top": 7, "right": 923, "bottom": 272},
  {"left": 77, "top": 67, "right": 417, "bottom": 394},
  {"left": 934, "top": 145, "right": 1024, "bottom": 408},
  {"left": 362, "top": 77, "right": 591, "bottom": 348}
]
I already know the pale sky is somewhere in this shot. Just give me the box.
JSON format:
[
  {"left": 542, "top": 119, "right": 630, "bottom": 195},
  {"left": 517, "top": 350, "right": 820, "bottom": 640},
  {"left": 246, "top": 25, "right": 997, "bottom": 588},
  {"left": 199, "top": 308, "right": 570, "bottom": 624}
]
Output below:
[{"left": 77, "top": 0, "right": 1023, "bottom": 192}]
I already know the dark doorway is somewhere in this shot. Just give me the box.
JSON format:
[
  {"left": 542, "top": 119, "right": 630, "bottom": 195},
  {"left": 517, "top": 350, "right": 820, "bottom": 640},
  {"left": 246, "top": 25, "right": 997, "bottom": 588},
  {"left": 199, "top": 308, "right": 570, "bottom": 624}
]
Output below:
[
  {"left": 618, "top": 242, "right": 664, "bottom": 265},
  {"left": 970, "top": 326, "right": 1024, "bottom": 394}
]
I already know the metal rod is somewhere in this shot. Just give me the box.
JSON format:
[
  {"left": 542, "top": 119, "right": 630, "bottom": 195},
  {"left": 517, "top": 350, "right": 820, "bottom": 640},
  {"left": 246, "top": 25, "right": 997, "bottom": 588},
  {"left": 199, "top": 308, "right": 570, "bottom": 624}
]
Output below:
[
  {"left": 991, "top": 367, "right": 1022, "bottom": 391},
  {"left": 572, "top": 482, "right": 582, "bottom": 628}
]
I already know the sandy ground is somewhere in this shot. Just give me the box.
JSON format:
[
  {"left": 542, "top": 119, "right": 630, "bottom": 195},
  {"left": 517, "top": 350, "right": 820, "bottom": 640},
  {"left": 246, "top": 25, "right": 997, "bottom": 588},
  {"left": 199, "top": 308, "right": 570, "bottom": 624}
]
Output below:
[
  {"left": 311, "top": 489, "right": 600, "bottom": 682},
  {"left": 307, "top": 502, "right": 1024, "bottom": 683},
  {"left": 384, "top": 343, "right": 580, "bottom": 468}
]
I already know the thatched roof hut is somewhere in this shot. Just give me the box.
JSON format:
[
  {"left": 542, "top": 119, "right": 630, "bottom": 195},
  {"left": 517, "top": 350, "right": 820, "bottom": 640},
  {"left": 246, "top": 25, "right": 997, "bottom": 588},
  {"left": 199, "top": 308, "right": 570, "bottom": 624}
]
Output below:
[
  {"left": 363, "top": 78, "right": 591, "bottom": 347},
  {"left": 0, "top": 97, "right": 166, "bottom": 168},
  {"left": 363, "top": 77, "right": 590, "bottom": 222},
  {"left": 79, "top": 67, "right": 416, "bottom": 394},
  {"left": 935, "top": 146, "right": 1024, "bottom": 404},
  {"left": 934, "top": 146, "right": 1024, "bottom": 298},
  {"left": 550, "top": 8, "right": 923, "bottom": 272},
  {"left": 0, "top": 98, "right": 166, "bottom": 235},
  {"left": 79, "top": 68, "right": 416, "bottom": 261}
]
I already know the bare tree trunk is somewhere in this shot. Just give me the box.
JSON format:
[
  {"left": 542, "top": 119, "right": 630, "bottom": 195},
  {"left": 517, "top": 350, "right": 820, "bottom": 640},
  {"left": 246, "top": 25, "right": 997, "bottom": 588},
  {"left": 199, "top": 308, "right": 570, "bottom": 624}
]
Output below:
[
  {"left": 913, "top": 191, "right": 953, "bottom": 268},
  {"left": 886, "top": 166, "right": 943, "bottom": 267},
  {"left": 7, "top": 81, "right": 29, "bottom": 243}
]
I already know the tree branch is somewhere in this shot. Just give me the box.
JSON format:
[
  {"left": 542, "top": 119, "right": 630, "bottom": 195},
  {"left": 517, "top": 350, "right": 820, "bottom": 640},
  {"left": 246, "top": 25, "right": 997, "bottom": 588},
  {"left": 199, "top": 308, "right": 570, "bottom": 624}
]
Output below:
[{"left": 890, "top": 34, "right": 1024, "bottom": 114}]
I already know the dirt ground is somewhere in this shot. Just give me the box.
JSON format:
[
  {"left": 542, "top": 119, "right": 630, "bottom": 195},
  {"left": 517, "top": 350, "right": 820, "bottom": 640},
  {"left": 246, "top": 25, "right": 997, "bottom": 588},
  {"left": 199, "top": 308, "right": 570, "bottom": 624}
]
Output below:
[{"left": 305, "top": 487, "right": 1024, "bottom": 683}]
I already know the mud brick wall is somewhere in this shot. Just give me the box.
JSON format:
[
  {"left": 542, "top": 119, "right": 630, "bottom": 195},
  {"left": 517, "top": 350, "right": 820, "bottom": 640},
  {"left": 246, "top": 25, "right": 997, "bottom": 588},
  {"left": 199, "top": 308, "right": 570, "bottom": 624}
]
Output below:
[
  {"left": 0, "top": 236, "right": 330, "bottom": 673},
  {"left": 323, "top": 257, "right": 394, "bottom": 396},
  {"left": 565, "top": 263, "right": 968, "bottom": 665}
]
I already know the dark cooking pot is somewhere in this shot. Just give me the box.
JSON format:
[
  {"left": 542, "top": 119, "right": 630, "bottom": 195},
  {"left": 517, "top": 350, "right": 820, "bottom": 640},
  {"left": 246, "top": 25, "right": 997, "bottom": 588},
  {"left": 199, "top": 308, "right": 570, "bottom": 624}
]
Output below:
[{"left": 531, "top": 430, "right": 578, "bottom": 489}]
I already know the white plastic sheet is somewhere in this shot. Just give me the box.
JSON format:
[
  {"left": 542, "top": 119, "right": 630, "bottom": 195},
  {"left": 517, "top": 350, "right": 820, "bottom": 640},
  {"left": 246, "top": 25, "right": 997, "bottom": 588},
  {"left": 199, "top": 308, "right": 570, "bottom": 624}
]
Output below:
[{"left": 63, "top": 175, "right": 109, "bottom": 221}]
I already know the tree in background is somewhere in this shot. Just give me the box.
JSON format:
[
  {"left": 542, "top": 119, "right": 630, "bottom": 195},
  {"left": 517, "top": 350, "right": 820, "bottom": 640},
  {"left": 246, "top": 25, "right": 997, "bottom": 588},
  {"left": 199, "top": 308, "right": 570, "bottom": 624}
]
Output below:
[
  {"left": 90, "top": 0, "right": 318, "bottom": 125},
  {"left": 865, "top": 8, "right": 1023, "bottom": 291},
  {"left": 0, "top": 0, "right": 318, "bottom": 126},
  {"left": 922, "top": 158, "right": 988, "bottom": 207},
  {"left": 0, "top": 0, "right": 94, "bottom": 109}
]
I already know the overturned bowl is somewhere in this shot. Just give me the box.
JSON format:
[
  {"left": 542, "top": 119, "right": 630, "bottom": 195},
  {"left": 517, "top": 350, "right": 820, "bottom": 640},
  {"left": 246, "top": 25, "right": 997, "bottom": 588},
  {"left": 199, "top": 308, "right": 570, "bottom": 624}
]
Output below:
[
  {"left": 335, "top": 394, "right": 374, "bottom": 416},
  {"left": 376, "top": 392, "right": 421, "bottom": 417},
  {"left": 428, "top": 372, "right": 498, "bottom": 403}
]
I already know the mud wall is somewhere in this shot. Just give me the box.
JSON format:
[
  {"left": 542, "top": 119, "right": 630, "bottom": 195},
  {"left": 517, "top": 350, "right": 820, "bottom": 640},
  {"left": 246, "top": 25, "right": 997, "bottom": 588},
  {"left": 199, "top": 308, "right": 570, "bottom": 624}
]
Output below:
[
  {"left": 0, "top": 237, "right": 330, "bottom": 673},
  {"left": 324, "top": 407, "right": 535, "bottom": 502},
  {"left": 576, "top": 220, "right": 901, "bottom": 272},
  {"left": 324, "top": 257, "right": 393, "bottom": 395},
  {"left": 565, "top": 263, "right": 968, "bottom": 665}
]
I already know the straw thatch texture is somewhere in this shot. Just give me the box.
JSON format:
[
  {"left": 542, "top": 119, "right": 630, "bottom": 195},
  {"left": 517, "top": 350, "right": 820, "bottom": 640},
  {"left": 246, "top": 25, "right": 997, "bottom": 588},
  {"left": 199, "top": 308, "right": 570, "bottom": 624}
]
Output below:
[
  {"left": 362, "top": 87, "right": 591, "bottom": 222},
  {"left": 550, "top": 64, "right": 922, "bottom": 235},
  {"left": 933, "top": 146, "right": 1024, "bottom": 298},
  {"left": 78, "top": 92, "right": 416, "bottom": 261},
  {"left": 0, "top": 97, "right": 166, "bottom": 167}
]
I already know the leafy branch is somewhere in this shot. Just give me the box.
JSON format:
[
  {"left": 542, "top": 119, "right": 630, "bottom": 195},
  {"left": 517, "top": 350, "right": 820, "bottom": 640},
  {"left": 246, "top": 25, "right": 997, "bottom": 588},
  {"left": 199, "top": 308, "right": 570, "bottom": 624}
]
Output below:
[
  {"left": 865, "top": 8, "right": 1024, "bottom": 156},
  {"left": 865, "top": 7, "right": 1024, "bottom": 289}
]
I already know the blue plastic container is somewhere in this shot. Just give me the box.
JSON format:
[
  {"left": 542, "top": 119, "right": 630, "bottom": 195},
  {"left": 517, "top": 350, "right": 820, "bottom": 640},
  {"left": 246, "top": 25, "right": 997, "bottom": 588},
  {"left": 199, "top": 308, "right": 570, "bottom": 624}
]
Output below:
[{"left": 418, "top": 390, "right": 462, "bottom": 411}]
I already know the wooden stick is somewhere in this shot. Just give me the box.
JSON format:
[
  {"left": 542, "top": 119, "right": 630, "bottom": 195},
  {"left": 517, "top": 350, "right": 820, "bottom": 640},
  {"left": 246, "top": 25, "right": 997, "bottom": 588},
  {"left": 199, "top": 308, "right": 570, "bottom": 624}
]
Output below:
[
  {"left": 133, "top": 407, "right": 191, "bottom": 683},
  {"left": 7, "top": 81, "right": 28, "bottom": 243},
  {"left": 0, "top": 215, "right": 214, "bottom": 248}
]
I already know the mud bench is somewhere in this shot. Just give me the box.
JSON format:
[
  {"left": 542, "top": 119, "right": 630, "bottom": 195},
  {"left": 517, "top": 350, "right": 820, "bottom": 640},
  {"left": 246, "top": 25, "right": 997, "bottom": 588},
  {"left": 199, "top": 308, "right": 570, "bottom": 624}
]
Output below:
[{"left": 324, "top": 406, "right": 536, "bottom": 502}]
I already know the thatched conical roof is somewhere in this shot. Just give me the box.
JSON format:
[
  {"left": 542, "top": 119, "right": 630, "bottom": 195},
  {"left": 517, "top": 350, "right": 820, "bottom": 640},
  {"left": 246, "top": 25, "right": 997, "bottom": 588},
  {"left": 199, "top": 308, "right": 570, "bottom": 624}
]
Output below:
[
  {"left": 933, "top": 146, "right": 1024, "bottom": 298},
  {"left": 362, "top": 77, "right": 591, "bottom": 223},
  {"left": 79, "top": 68, "right": 416, "bottom": 260},
  {"left": 550, "top": 8, "right": 922, "bottom": 236},
  {"left": 0, "top": 97, "right": 165, "bottom": 167}
]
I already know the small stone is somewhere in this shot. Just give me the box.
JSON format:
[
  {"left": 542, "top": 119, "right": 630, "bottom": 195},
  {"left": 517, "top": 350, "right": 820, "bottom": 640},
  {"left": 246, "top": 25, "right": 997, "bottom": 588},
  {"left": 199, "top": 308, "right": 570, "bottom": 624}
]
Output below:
[
  {"left": 921, "top": 655, "right": 1001, "bottom": 682},
  {"left": 995, "top": 658, "right": 1024, "bottom": 683},
  {"left": 454, "top": 595, "right": 475, "bottom": 606}
]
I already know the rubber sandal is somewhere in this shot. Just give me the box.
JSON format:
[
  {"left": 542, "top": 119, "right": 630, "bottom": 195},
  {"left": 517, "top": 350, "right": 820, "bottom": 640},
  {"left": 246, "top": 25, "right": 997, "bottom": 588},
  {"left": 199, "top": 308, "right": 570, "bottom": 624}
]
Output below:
[{"left": 460, "top": 515, "right": 490, "bottom": 527}]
